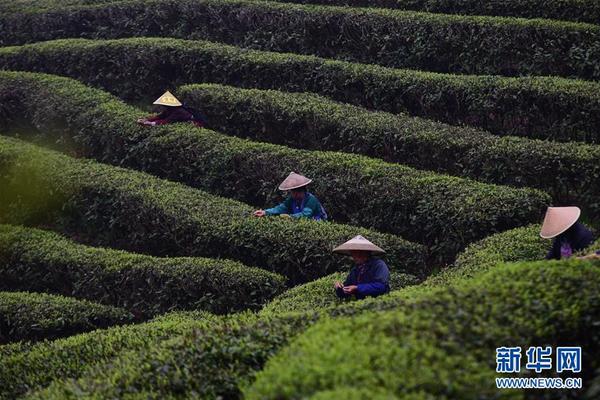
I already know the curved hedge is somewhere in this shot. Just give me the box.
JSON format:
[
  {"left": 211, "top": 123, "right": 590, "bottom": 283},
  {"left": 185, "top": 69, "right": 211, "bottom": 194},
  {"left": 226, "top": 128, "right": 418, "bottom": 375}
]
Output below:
[
  {"left": 0, "top": 72, "right": 551, "bottom": 260},
  {"left": 0, "top": 290, "right": 133, "bottom": 344},
  {"left": 0, "top": 311, "right": 214, "bottom": 400},
  {"left": 245, "top": 259, "right": 600, "bottom": 399},
  {"left": 266, "top": 0, "right": 600, "bottom": 25},
  {"left": 180, "top": 83, "right": 600, "bottom": 210},
  {"left": 2, "top": 39, "right": 600, "bottom": 143},
  {"left": 0, "top": 0, "right": 599, "bottom": 81},
  {"left": 0, "top": 224, "right": 286, "bottom": 317},
  {"left": 0, "top": 136, "right": 425, "bottom": 283},
  {"left": 260, "top": 270, "right": 419, "bottom": 315}
]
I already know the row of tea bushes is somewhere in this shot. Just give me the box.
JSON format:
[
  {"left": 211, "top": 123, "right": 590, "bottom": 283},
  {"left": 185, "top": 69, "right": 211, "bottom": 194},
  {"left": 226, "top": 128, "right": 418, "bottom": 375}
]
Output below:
[
  {"left": 0, "top": 311, "right": 215, "bottom": 400},
  {"left": 263, "top": 0, "right": 600, "bottom": 24},
  {"left": 0, "top": 224, "right": 286, "bottom": 317},
  {"left": 2, "top": 38, "right": 599, "bottom": 142},
  {"left": 245, "top": 259, "right": 600, "bottom": 399},
  {"left": 180, "top": 83, "right": 600, "bottom": 210},
  {"left": 0, "top": 71, "right": 550, "bottom": 259},
  {"left": 0, "top": 136, "right": 425, "bottom": 283},
  {"left": 0, "top": 290, "right": 133, "bottom": 344},
  {"left": 1, "top": 0, "right": 599, "bottom": 80}
]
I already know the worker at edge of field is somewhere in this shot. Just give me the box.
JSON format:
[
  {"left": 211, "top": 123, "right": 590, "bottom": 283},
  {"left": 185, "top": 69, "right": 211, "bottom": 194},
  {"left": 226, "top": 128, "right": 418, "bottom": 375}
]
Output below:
[
  {"left": 137, "top": 90, "right": 206, "bottom": 127},
  {"left": 541, "top": 206, "right": 594, "bottom": 260},
  {"left": 333, "top": 235, "right": 390, "bottom": 299},
  {"left": 253, "top": 172, "right": 328, "bottom": 221}
]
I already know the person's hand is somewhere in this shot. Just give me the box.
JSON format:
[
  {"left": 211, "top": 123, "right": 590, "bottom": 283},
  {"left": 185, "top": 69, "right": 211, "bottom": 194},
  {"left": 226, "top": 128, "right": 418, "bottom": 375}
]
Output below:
[
  {"left": 280, "top": 213, "right": 291, "bottom": 218},
  {"left": 578, "top": 253, "right": 600, "bottom": 260},
  {"left": 343, "top": 285, "right": 358, "bottom": 294},
  {"left": 137, "top": 118, "right": 146, "bottom": 124},
  {"left": 253, "top": 209, "right": 266, "bottom": 217},
  {"left": 334, "top": 281, "right": 343, "bottom": 289}
]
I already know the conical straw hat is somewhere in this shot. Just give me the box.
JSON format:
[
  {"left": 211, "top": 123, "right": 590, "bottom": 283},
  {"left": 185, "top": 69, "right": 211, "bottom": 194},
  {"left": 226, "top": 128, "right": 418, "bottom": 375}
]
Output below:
[
  {"left": 278, "top": 172, "right": 312, "bottom": 191},
  {"left": 332, "top": 235, "right": 385, "bottom": 255},
  {"left": 540, "top": 206, "right": 581, "bottom": 239},
  {"left": 153, "top": 90, "right": 182, "bottom": 107}
]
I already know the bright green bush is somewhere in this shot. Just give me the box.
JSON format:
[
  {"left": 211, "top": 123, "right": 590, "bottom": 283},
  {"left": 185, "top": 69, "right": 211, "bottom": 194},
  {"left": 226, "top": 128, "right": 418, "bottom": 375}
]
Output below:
[
  {"left": 179, "top": 83, "right": 600, "bottom": 212},
  {"left": 263, "top": 0, "right": 600, "bottom": 24},
  {"left": 0, "top": 224, "right": 286, "bottom": 316},
  {"left": 0, "top": 135, "right": 425, "bottom": 283},
  {"left": 260, "top": 271, "right": 419, "bottom": 315},
  {"left": 0, "top": 311, "right": 214, "bottom": 400},
  {"left": 245, "top": 259, "right": 600, "bottom": 399},
  {"left": 1, "top": 38, "right": 599, "bottom": 142},
  {"left": 0, "top": 0, "right": 599, "bottom": 81},
  {"left": 0, "top": 71, "right": 550, "bottom": 260},
  {"left": 0, "top": 291, "right": 133, "bottom": 343}
]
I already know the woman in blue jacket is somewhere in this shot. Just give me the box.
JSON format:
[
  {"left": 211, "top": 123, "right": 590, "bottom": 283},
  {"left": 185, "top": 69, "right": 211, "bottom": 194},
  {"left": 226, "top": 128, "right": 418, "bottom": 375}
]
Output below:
[{"left": 332, "top": 235, "right": 390, "bottom": 299}]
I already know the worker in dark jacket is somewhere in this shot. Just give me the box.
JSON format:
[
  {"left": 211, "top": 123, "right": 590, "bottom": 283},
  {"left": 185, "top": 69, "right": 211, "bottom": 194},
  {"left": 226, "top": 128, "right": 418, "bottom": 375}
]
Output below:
[
  {"left": 541, "top": 206, "right": 594, "bottom": 260},
  {"left": 332, "top": 235, "right": 390, "bottom": 299},
  {"left": 137, "top": 90, "right": 205, "bottom": 127},
  {"left": 253, "top": 172, "right": 327, "bottom": 221}
]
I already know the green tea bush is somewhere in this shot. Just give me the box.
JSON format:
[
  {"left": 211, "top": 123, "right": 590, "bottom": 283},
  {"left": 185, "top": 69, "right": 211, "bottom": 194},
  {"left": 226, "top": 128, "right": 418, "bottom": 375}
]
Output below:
[
  {"left": 0, "top": 311, "right": 214, "bottom": 400},
  {"left": 260, "top": 271, "right": 419, "bottom": 315},
  {"left": 264, "top": 0, "right": 600, "bottom": 25},
  {"left": 0, "top": 290, "right": 133, "bottom": 343},
  {"left": 245, "top": 259, "right": 600, "bottom": 399},
  {"left": 0, "top": 71, "right": 550, "bottom": 259},
  {"left": 0, "top": 136, "right": 425, "bottom": 283},
  {"left": 180, "top": 83, "right": 600, "bottom": 210},
  {"left": 0, "top": 224, "right": 286, "bottom": 316},
  {"left": 1, "top": 0, "right": 599, "bottom": 81},
  {"left": 2, "top": 38, "right": 599, "bottom": 142}
]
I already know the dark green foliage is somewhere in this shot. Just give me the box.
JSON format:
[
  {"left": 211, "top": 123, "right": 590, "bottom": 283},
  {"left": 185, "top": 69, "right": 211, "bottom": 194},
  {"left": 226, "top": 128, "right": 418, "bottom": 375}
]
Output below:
[
  {"left": 0, "top": 311, "right": 214, "bottom": 400},
  {"left": 180, "top": 83, "right": 600, "bottom": 214},
  {"left": 246, "top": 259, "right": 600, "bottom": 399},
  {"left": 0, "top": 0, "right": 599, "bottom": 81},
  {"left": 0, "top": 224, "right": 286, "bottom": 317},
  {"left": 0, "top": 136, "right": 425, "bottom": 283},
  {"left": 260, "top": 271, "right": 419, "bottom": 315},
  {"left": 264, "top": 0, "right": 600, "bottom": 25},
  {"left": 0, "top": 290, "right": 133, "bottom": 344},
  {"left": 0, "top": 72, "right": 550, "bottom": 260},
  {"left": 2, "top": 39, "right": 600, "bottom": 142}
]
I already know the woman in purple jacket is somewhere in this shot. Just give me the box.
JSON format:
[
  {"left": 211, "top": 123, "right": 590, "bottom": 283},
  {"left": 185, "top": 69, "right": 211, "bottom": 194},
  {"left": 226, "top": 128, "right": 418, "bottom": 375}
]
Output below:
[
  {"left": 540, "top": 206, "right": 594, "bottom": 260},
  {"left": 332, "top": 235, "right": 390, "bottom": 299}
]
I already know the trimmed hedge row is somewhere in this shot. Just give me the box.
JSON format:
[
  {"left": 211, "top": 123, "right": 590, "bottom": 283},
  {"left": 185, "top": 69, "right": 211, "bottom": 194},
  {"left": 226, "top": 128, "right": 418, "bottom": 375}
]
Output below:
[
  {"left": 246, "top": 259, "right": 600, "bottom": 399},
  {"left": 0, "top": 71, "right": 550, "bottom": 260},
  {"left": 0, "top": 0, "right": 117, "bottom": 14},
  {"left": 0, "top": 0, "right": 599, "bottom": 81},
  {"left": 0, "top": 224, "right": 286, "bottom": 317},
  {"left": 0, "top": 290, "right": 133, "bottom": 344},
  {"left": 2, "top": 39, "right": 600, "bottom": 143},
  {"left": 0, "top": 311, "right": 215, "bottom": 400},
  {"left": 26, "top": 311, "right": 319, "bottom": 400},
  {"left": 180, "top": 83, "right": 600, "bottom": 212},
  {"left": 0, "top": 136, "right": 425, "bottom": 283},
  {"left": 260, "top": 270, "right": 419, "bottom": 315},
  {"left": 266, "top": 0, "right": 600, "bottom": 25}
]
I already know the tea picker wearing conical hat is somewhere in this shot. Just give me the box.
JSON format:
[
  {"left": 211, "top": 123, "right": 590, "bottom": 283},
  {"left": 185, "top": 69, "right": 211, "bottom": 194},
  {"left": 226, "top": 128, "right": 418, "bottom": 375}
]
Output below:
[
  {"left": 332, "top": 235, "right": 390, "bottom": 299},
  {"left": 541, "top": 206, "right": 594, "bottom": 260},
  {"left": 137, "top": 91, "right": 206, "bottom": 127},
  {"left": 253, "top": 172, "right": 328, "bottom": 221}
]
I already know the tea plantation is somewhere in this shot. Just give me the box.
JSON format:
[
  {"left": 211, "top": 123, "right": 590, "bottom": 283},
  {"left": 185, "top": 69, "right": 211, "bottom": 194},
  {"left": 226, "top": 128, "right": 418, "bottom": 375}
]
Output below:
[{"left": 0, "top": 0, "right": 598, "bottom": 398}]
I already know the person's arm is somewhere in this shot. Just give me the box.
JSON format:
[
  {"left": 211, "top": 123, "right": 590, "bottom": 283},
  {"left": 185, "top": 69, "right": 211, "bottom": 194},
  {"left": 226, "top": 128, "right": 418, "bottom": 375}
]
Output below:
[
  {"left": 336, "top": 268, "right": 356, "bottom": 298},
  {"left": 356, "top": 261, "right": 390, "bottom": 297},
  {"left": 545, "top": 239, "right": 560, "bottom": 260},
  {"left": 290, "top": 207, "right": 314, "bottom": 219},
  {"left": 265, "top": 202, "right": 288, "bottom": 216}
]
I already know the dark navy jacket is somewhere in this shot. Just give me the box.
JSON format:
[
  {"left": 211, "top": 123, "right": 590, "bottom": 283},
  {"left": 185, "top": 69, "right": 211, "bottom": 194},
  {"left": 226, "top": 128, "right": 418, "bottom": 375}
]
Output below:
[
  {"left": 335, "top": 257, "right": 390, "bottom": 299},
  {"left": 546, "top": 222, "right": 594, "bottom": 260}
]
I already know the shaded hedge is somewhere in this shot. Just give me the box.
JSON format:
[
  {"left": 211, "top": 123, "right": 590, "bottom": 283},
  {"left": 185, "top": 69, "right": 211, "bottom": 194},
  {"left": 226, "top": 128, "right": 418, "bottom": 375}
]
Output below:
[
  {"left": 0, "top": 311, "right": 214, "bottom": 400},
  {"left": 0, "top": 290, "right": 133, "bottom": 344},
  {"left": 2, "top": 39, "right": 600, "bottom": 142},
  {"left": 0, "top": 224, "right": 286, "bottom": 317},
  {"left": 260, "top": 271, "right": 419, "bottom": 315},
  {"left": 180, "top": 83, "right": 600, "bottom": 213},
  {"left": 0, "top": 136, "right": 425, "bottom": 283},
  {"left": 266, "top": 0, "right": 600, "bottom": 25},
  {"left": 0, "top": 71, "right": 550, "bottom": 260},
  {"left": 246, "top": 259, "right": 600, "bottom": 399},
  {"left": 0, "top": 0, "right": 599, "bottom": 81}
]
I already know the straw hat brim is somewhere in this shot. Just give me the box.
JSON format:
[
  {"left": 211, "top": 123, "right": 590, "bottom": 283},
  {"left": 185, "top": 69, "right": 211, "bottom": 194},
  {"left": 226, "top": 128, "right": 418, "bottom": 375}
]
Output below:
[
  {"left": 279, "top": 179, "right": 312, "bottom": 191},
  {"left": 540, "top": 207, "right": 581, "bottom": 239},
  {"left": 332, "top": 243, "right": 386, "bottom": 255}
]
